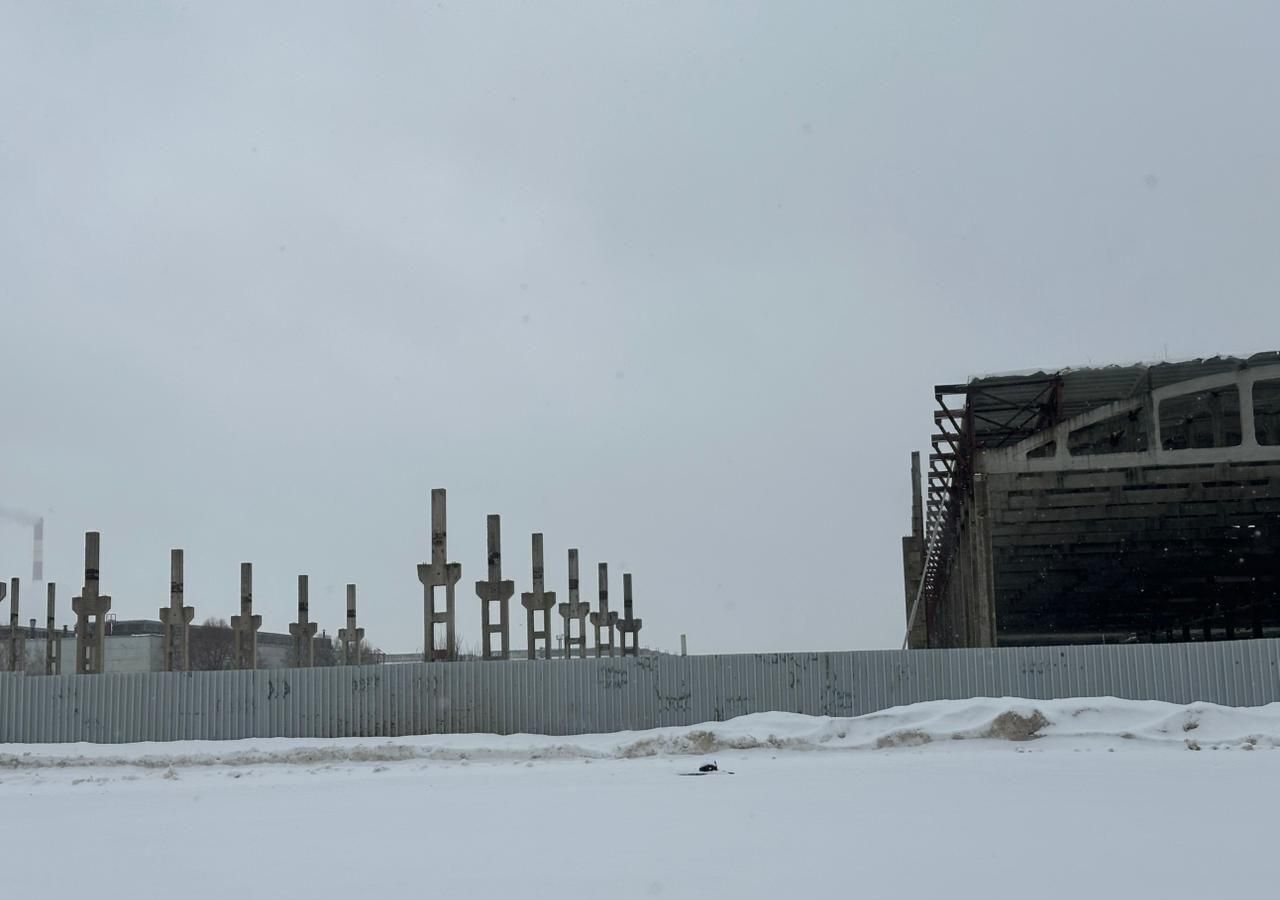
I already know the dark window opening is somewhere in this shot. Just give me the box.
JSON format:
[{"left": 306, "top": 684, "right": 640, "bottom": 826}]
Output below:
[
  {"left": 1254, "top": 378, "right": 1280, "bottom": 446},
  {"left": 1159, "top": 387, "right": 1242, "bottom": 451},
  {"left": 1068, "top": 407, "right": 1149, "bottom": 456}
]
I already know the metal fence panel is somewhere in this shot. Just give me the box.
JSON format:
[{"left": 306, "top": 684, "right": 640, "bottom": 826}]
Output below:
[{"left": 6, "top": 638, "right": 1280, "bottom": 744}]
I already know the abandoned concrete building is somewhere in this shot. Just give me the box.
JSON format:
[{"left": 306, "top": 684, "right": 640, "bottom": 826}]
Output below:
[{"left": 903, "top": 352, "right": 1280, "bottom": 648}]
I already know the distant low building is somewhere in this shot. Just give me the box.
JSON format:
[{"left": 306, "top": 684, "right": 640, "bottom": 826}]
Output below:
[{"left": 0, "top": 618, "right": 298, "bottom": 673}]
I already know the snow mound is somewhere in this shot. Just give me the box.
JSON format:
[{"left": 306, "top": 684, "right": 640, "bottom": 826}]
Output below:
[{"left": 3, "top": 697, "right": 1278, "bottom": 770}]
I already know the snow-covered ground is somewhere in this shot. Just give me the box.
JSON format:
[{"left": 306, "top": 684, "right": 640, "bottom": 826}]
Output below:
[{"left": 5, "top": 698, "right": 1277, "bottom": 898}]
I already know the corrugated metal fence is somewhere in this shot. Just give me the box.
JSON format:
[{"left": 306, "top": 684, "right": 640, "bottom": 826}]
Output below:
[{"left": 3, "top": 639, "right": 1280, "bottom": 743}]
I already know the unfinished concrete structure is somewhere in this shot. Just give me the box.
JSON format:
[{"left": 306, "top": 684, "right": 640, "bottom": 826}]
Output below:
[
  {"left": 46, "top": 584, "right": 61, "bottom": 675},
  {"left": 73, "top": 531, "right": 111, "bottom": 674},
  {"left": 558, "top": 548, "right": 590, "bottom": 658},
  {"left": 339, "top": 584, "right": 364, "bottom": 665},
  {"left": 418, "top": 488, "right": 462, "bottom": 661},
  {"left": 290, "top": 575, "right": 317, "bottom": 667},
  {"left": 905, "top": 353, "right": 1280, "bottom": 648},
  {"left": 520, "top": 533, "right": 556, "bottom": 660},
  {"left": 159, "top": 549, "right": 195, "bottom": 672},
  {"left": 475, "top": 514, "right": 514, "bottom": 661},
  {"left": 590, "top": 562, "right": 617, "bottom": 657},
  {"left": 5, "top": 577, "right": 21, "bottom": 672},
  {"left": 231, "top": 562, "right": 261, "bottom": 669},
  {"left": 616, "top": 573, "right": 642, "bottom": 657}
]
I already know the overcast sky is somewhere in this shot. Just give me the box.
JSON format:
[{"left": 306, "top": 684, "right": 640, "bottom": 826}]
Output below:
[{"left": 2, "top": 2, "right": 1278, "bottom": 654}]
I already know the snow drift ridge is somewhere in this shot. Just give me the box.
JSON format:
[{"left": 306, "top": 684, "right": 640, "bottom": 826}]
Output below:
[{"left": 3, "top": 697, "right": 1278, "bottom": 770}]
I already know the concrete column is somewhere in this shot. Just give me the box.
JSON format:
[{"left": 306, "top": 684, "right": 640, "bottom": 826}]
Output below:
[
  {"left": 520, "top": 533, "right": 556, "bottom": 659},
  {"left": 159, "top": 548, "right": 195, "bottom": 672},
  {"left": 616, "top": 573, "right": 643, "bottom": 656},
  {"left": 902, "top": 451, "right": 928, "bottom": 649},
  {"left": 7, "top": 577, "right": 23, "bottom": 672},
  {"left": 72, "top": 532, "right": 112, "bottom": 674},
  {"left": 475, "top": 514, "right": 514, "bottom": 661},
  {"left": 971, "top": 475, "right": 996, "bottom": 648},
  {"left": 960, "top": 510, "right": 975, "bottom": 648},
  {"left": 338, "top": 584, "right": 364, "bottom": 665},
  {"left": 558, "top": 548, "right": 590, "bottom": 659},
  {"left": 417, "top": 488, "right": 462, "bottom": 661},
  {"left": 289, "top": 575, "right": 317, "bottom": 667},
  {"left": 46, "top": 583, "right": 61, "bottom": 675},
  {"left": 589, "top": 562, "right": 617, "bottom": 657},
  {"left": 231, "top": 562, "right": 262, "bottom": 670}
]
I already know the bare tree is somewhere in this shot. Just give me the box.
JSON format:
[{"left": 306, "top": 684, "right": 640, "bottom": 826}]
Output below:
[
  {"left": 354, "top": 637, "right": 385, "bottom": 664},
  {"left": 285, "top": 633, "right": 382, "bottom": 667},
  {"left": 188, "top": 618, "right": 236, "bottom": 671},
  {"left": 453, "top": 631, "right": 479, "bottom": 660},
  {"left": 313, "top": 632, "right": 339, "bottom": 666}
]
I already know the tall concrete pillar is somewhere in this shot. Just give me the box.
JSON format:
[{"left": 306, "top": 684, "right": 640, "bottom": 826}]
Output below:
[
  {"left": 558, "top": 549, "right": 590, "bottom": 659},
  {"left": 72, "top": 532, "right": 111, "bottom": 675},
  {"left": 616, "top": 573, "right": 643, "bottom": 657},
  {"left": 6, "top": 577, "right": 22, "bottom": 672},
  {"left": 159, "top": 549, "right": 195, "bottom": 672},
  {"left": 589, "top": 562, "right": 617, "bottom": 657},
  {"left": 231, "top": 562, "right": 262, "bottom": 670},
  {"left": 338, "top": 584, "right": 364, "bottom": 665},
  {"left": 289, "top": 575, "right": 317, "bottom": 667},
  {"left": 417, "top": 489, "right": 462, "bottom": 661},
  {"left": 902, "top": 451, "right": 928, "bottom": 650},
  {"left": 520, "top": 533, "right": 556, "bottom": 659},
  {"left": 46, "top": 583, "right": 61, "bottom": 675},
  {"left": 475, "top": 514, "right": 514, "bottom": 660},
  {"left": 971, "top": 474, "right": 996, "bottom": 648}
]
